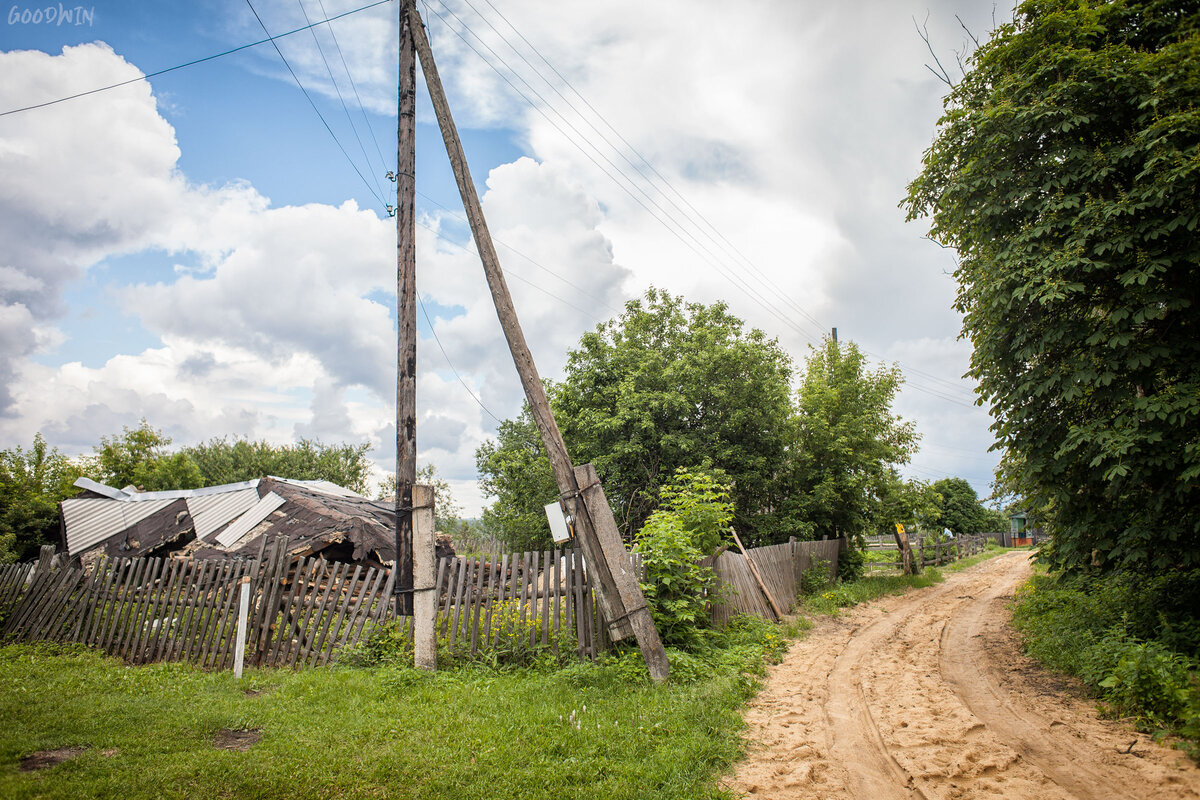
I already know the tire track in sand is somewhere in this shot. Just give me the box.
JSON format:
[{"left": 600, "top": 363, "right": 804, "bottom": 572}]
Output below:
[{"left": 730, "top": 551, "right": 1200, "bottom": 800}]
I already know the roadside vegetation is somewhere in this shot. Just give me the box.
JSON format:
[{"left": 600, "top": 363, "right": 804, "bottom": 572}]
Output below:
[
  {"left": 1011, "top": 568, "right": 1200, "bottom": 759},
  {"left": 905, "top": 0, "right": 1200, "bottom": 762}
]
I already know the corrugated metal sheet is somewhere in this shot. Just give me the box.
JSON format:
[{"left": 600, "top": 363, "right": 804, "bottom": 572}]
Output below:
[
  {"left": 71, "top": 477, "right": 259, "bottom": 502},
  {"left": 61, "top": 497, "right": 177, "bottom": 556},
  {"left": 269, "top": 477, "right": 365, "bottom": 498},
  {"left": 188, "top": 488, "right": 261, "bottom": 540},
  {"left": 215, "top": 492, "right": 286, "bottom": 548}
]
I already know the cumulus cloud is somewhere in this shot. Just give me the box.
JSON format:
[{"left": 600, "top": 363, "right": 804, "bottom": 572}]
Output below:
[
  {"left": 3, "top": 0, "right": 1017, "bottom": 511},
  {"left": 0, "top": 41, "right": 633, "bottom": 512}
]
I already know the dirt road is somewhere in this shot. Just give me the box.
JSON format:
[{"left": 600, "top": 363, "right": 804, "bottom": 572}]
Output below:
[{"left": 730, "top": 551, "right": 1200, "bottom": 800}]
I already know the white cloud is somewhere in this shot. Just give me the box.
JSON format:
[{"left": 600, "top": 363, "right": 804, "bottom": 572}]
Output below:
[{"left": 3, "top": 0, "right": 1016, "bottom": 513}]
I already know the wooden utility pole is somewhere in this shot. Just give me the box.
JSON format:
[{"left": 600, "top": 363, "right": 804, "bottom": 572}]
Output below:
[
  {"left": 404, "top": 0, "right": 669, "bottom": 682},
  {"left": 394, "top": 1, "right": 417, "bottom": 617}
]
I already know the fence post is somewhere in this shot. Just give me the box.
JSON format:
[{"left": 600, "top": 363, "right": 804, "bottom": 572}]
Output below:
[
  {"left": 233, "top": 576, "right": 251, "bottom": 678},
  {"left": 412, "top": 485, "right": 438, "bottom": 671}
]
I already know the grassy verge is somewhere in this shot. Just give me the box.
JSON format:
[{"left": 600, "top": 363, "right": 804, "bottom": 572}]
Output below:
[
  {"left": 0, "top": 615, "right": 787, "bottom": 800},
  {"left": 802, "top": 544, "right": 1009, "bottom": 616},
  {"left": 1010, "top": 567, "right": 1200, "bottom": 759}
]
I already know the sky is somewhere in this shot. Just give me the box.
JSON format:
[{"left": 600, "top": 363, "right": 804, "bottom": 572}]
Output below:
[{"left": 0, "top": 0, "right": 1015, "bottom": 514}]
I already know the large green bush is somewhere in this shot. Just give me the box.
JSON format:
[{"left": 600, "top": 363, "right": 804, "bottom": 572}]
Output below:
[{"left": 634, "top": 468, "right": 732, "bottom": 650}]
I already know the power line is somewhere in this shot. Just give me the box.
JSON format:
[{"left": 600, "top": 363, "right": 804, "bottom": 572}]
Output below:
[
  {"left": 0, "top": 0, "right": 395, "bottom": 118},
  {"left": 313, "top": 0, "right": 394, "bottom": 179},
  {"left": 417, "top": 294, "right": 501, "bottom": 423},
  {"left": 470, "top": 0, "right": 828, "bottom": 337},
  {"left": 438, "top": 2, "right": 987, "bottom": 409},
  {"left": 294, "top": 0, "right": 389, "bottom": 202},
  {"left": 415, "top": 190, "right": 621, "bottom": 316},
  {"left": 414, "top": 218, "right": 604, "bottom": 321},
  {"left": 244, "top": 0, "right": 386, "bottom": 208}
]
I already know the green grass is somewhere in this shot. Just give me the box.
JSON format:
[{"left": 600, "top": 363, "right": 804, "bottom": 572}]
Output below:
[
  {"left": 0, "top": 617, "right": 790, "bottom": 799},
  {"left": 802, "top": 543, "right": 1009, "bottom": 616}
]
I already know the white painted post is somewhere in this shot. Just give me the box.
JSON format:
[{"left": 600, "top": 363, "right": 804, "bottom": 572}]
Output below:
[
  {"left": 412, "top": 484, "right": 437, "bottom": 670},
  {"left": 233, "top": 576, "right": 251, "bottom": 679}
]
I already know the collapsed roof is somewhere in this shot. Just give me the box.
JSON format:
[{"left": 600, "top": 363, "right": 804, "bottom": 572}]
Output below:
[{"left": 62, "top": 476, "right": 400, "bottom": 567}]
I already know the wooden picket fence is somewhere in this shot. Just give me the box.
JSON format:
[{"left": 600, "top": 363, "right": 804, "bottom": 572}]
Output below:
[
  {"left": 422, "top": 548, "right": 605, "bottom": 659},
  {"left": 709, "top": 538, "right": 842, "bottom": 624},
  {"left": 864, "top": 533, "right": 989, "bottom": 571},
  {"left": 0, "top": 540, "right": 605, "bottom": 668},
  {"left": 0, "top": 540, "right": 397, "bottom": 669},
  {"left": 0, "top": 535, "right": 847, "bottom": 671}
]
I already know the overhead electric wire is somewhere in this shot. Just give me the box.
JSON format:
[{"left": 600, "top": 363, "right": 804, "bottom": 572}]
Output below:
[
  {"left": 0, "top": 0, "right": 395, "bottom": 118},
  {"left": 417, "top": 294, "right": 501, "bottom": 423},
  {"left": 415, "top": 189, "right": 621, "bottom": 317},
  {"left": 295, "top": 0, "right": 389, "bottom": 202},
  {"left": 244, "top": 0, "right": 386, "bottom": 209},
  {"left": 313, "top": 0, "right": 394, "bottom": 180},
  {"left": 445, "top": 0, "right": 988, "bottom": 407},
  {"left": 414, "top": 219, "right": 605, "bottom": 322},
  {"left": 469, "top": 0, "right": 828, "bottom": 338}
]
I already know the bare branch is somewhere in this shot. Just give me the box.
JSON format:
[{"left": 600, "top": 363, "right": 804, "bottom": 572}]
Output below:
[
  {"left": 914, "top": 13, "right": 955, "bottom": 88},
  {"left": 955, "top": 14, "right": 981, "bottom": 47}
]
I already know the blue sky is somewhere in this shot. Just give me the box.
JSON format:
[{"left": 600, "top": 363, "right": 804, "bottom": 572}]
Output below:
[{"left": 1, "top": 0, "right": 1014, "bottom": 512}]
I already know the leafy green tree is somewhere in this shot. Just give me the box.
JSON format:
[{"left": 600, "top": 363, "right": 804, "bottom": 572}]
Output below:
[
  {"left": 0, "top": 434, "right": 85, "bottom": 561},
  {"left": 182, "top": 437, "right": 372, "bottom": 494},
  {"left": 874, "top": 476, "right": 942, "bottom": 534},
  {"left": 555, "top": 288, "right": 797, "bottom": 542},
  {"left": 90, "top": 420, "right": 201, "bottom": 491},
  {"left": 931, "top": 477, "right": 996, "bottom": 534},
  {"left": 475, "top": 407, "right": 558, "bottom": 551},
  {"left": 905, "top": 0, "right": 1200, "bottom": 571},
  {"left": 792, "top": 338, "right": 919, "bottom": 543}
]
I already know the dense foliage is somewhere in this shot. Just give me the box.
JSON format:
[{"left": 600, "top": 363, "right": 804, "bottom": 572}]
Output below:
[
  {"left": 476, "top": 292, "right": 927, "bottom": 552},
  {"left": 475, "top": 406, "right": 559, "bottom": 551},
  {"left": 905, "top": 0, "right": 1200, "bottom": 571},
  {"left": 556, "top": 289, "right": 797, "bottom": 542},
  {"left": 633, "top": 468, "right": 731, "bottom": 649},
  {"left": 1012, "top": 569, "right": 1200, "bottom": 755},
  {"left": 182, "top": 436, "right": 372, "bottom": 494},
  {"left": 0, "top": 434, "right": 83, "bottom": 562},
  {"left": 931, "top": 477, "right": 1007, "bottom": 534},
  {"left": 792, "top": 338, "right": 919, "bottom": 541}
]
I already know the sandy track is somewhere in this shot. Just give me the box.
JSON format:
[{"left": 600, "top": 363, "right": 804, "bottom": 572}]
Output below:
[{"left": 730, "top": 551, "right": 1200, "bottom": 800}]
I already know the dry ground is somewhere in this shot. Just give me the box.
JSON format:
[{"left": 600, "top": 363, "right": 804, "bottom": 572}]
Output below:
[{"left": 730, "top": 551, "right": 1200, "bottom": 800}]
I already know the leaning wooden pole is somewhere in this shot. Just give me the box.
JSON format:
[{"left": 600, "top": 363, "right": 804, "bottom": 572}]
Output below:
[
  {"left": 394, "top": 0, "right": 417, "bottom": 618},
  {"left": 404, "top": 0, "right": 669, "bottom": 682}
]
